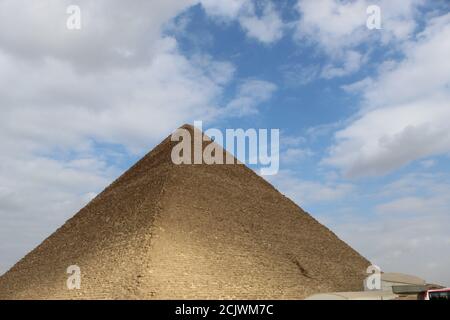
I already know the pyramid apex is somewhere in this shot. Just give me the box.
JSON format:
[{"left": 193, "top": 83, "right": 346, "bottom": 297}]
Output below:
[
  {"left": 176, "top": 123, "right": 206, "bottom": 137},
  {"left": 179, "top": 123, "right": 195, "bottom": 130}
]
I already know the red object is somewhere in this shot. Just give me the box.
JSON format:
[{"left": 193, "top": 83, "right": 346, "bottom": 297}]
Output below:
[{"left": 422, "top": 288, "right": 450, "bottom": 300}]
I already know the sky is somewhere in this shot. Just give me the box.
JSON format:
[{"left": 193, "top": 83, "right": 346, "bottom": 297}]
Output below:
[{"left": 0, "top": 0, "right": 449, "bottom": 286}]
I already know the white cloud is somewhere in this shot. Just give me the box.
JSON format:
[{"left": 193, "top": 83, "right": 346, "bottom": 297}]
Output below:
[
  {"left": 325, "top": 94, "right": 450, "bottom": 177},
  {"left": 238, "top": 1, "right": 284, "bottom": 44},
  {"left": 295, "top": 0, "right": 369, "bottom": 52},
  {"left": 280, "top": 134, "right": 306, "bottom": 148},
  {"left": 0, "top": 153, "right": 116, "bottom": 275},
  {"left": 377, "top": 0, "right": 425, "bottom": 44},
  {"left": 200, "top": 0, "right": 247, "bottom": 19},
  {"left": 220, "top": 79, "right": 277, "bottom": 117},
  {"left": 295, "top": 0, "right": 423, "bottom": 52},
  {"left": 364, "top": 14, "right": 450, "bottom": 107},
  {"left": 281, "top": 148, "right": 313, "bottom": 164},
  {"left": 0, "top": 0, "right": 196, "bottom": 70},
  {"left": 201, "top": 0, "right": 284, "bottom": 44},
  {"left": 329, "top": 174, "right": 450, "bottom": 286},
  {"left": 306, "top": 121, "right": 344, "bottom": 141},
  {"left": 0, "top": 49, "right": 234, "bottom": 153},
  {"left": 333, "top": 211, "right": 450, "bottom": 286},
  {"left": 295, "top": 0, "right": 425, "bottom": 78},
  {"left": 324, "top": 13, "right": 450, "bottom": 177},
  {"left": 267, "top": 170, "right": 354, "bottom": 205},
  {"left": 280, "top": 64, "right": 320, "bottom": 86},
  {"left": 321, "top": 50, "right": 365, "bottom": 79},
  {"left": 341, "top": 77, "right": 374, "bottom": 93},
  {"left": 377, "top": 172, "right": 450, "bottom": 198},
  {"left": 420, "top": 159, "right": 436, "bottom": 169}
]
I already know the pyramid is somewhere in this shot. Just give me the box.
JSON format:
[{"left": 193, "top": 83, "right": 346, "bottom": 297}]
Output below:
[{"left": 0, "top": 125, "right": 369, "bottom": 299}]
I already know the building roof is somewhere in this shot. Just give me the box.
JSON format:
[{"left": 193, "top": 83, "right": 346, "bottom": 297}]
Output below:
[
  {"left": 381, "top": 273, "right": 425, "bottom": 285},
  {"left": 306, "top": 291, "right": 398, "bottom": 300}
]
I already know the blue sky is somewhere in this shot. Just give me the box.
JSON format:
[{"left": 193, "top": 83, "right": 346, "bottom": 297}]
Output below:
[{"left": 0, "top": 0, "right": 449, "bottom": 286}]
